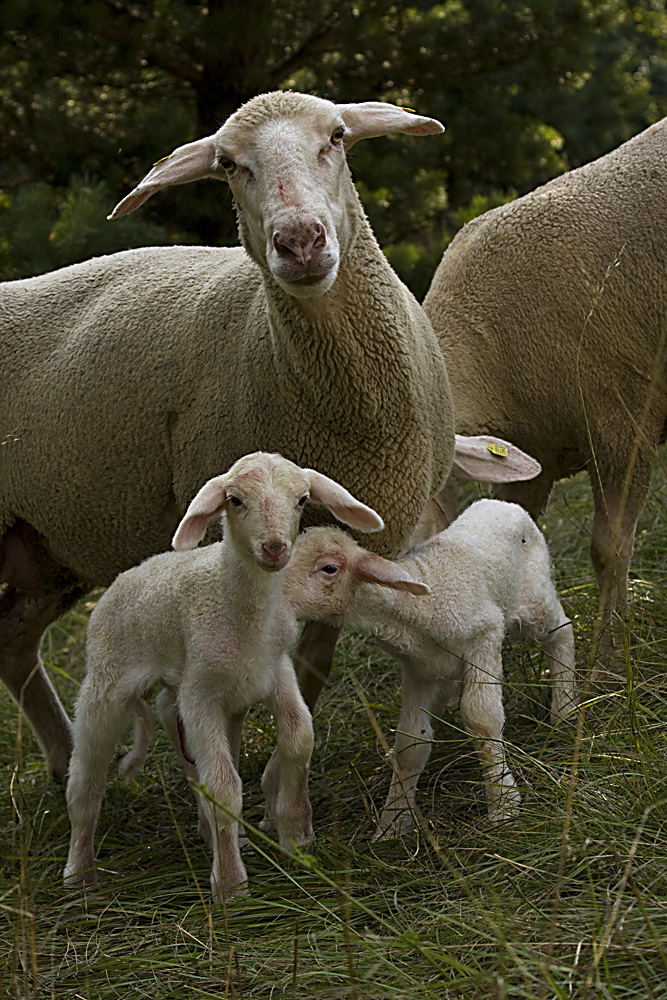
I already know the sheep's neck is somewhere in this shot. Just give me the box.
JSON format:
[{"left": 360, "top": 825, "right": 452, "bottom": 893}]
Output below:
[{"left": 346, "top": 583, "right": 430, "bottom": 656}]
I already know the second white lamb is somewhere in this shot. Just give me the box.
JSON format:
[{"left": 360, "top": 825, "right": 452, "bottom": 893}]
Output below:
[{"left": 284, "top": 499, "right": 577, "bottom": 839}]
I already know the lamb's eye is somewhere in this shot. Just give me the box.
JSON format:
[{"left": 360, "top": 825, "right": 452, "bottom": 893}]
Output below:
[
  {"left": 331, "top": 126, "right": 346, "bottom": 145},
  {"left": 218, "top": 156, "right": 235, "bottom": 172},
  {"left": 321, "top": 564, "right": 338, "bottom": 575},
  {"left": 228, "top": 496, "right": 243, "bottom": 507},
  {"left": 297, "top": 495, "right": 309, "bottom": 508}
]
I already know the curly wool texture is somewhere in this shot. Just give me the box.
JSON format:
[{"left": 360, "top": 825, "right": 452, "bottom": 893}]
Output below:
[
  {"left": 424, "top": 117, "right": 667, "bottom": 614},
  {"left": 0, "top": 215, "right": 451, "bottom": 588},
  {"left": 425, "top": 117, "right": 667, "bottom": 497}
]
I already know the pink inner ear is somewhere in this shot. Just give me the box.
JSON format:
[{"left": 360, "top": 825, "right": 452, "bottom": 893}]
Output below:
[{"left": 356, "top": 554, "right": 428, "bottom": 594}]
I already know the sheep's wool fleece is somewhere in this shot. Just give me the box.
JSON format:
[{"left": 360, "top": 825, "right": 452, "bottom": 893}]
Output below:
[
  {"left": 0, "top": 227, "right": 452, "bottom": 585},
  {"left": 425, "top": 117, "right": 667, "bottom": 486}
]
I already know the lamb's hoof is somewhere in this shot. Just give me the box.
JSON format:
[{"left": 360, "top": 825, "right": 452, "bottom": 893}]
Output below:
[
  {"left": 212, "top": 873, "right": 248, "bottom": 902},
  {"left": 372, "top": 812, "right": 416, "bottom": 841},
  {"left": 258, "top": 814, "right": 274, "bottom": 834},
  {"left": 63, "top": 865, "right": 97, "bottom": 888},
  {"left": 487, "top": 786, "right": 521, "bottom": 824}
]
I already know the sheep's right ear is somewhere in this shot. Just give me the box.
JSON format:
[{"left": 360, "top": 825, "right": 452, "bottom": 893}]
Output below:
[
  {"left": 109, "top": 136, "right": 220, "bottom": 219},
  {"left": 305, "top": 470, "right": 385, "bottom": 533},
  {"left": 356, "top": 553, "right": 431, "bottom": 595},
  {"left": 451, "top": 435, "right": 541, "bottom": 483},
  {"left": 172, "top": 474, "right": 229, "bottom": 550}
]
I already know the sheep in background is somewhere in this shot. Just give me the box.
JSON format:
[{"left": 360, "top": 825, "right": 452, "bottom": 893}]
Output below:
[
  {"left": 64, "top": 452, "right": 383, "bottom": 899},
  {"left": 422, "top": 118, "right": 667, "bottom": 640},
  {"left": 283, "top": 500, "right": 576, "bottom": 838},
  {"left": 0, "top": 89, "right": 538, "bottom": 778}
]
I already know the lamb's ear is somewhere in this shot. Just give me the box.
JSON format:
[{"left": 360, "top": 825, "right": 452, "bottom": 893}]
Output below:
[
  {"left": 172, "top": 474, "right": 229, "bottom": 550},
  {"left": 337, "top": 102, "right": 444, "bottom": 149},
  {"left": 109, "top": 135, "right": 220, "bottom": 219},
  {"left": 356, "top": 553, "right": 431, "bottom": 595},
  {"left": 451, "top": 435, "right": 542, "bottom": 483},
  {"left": 305, "top": 470, "right": 384, "bottom": 533}
]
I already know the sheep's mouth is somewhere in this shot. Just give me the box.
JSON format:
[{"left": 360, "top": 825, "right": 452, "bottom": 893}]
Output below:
[{"left": 288, "top": 273, "right": 329, "bottom": 287}]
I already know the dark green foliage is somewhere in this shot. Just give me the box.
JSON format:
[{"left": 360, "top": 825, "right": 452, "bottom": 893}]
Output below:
[{"left": 1, "top": 1, "right": 666, "bottom": 290}]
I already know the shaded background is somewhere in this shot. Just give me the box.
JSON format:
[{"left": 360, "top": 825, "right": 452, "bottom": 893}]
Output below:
[{"left": 1, "top": 0, "right": 666, "bottom": 297}]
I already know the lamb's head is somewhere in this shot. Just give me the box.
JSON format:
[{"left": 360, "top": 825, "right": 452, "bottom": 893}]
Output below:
[
  {"left": 109, "top": 91, "right": 443, "bottom": 299},
  {"left": 172, "top": 453, "right": 384, "bottom": 571},
  {"left": 285, "top": 526, "right": 430, "bottom": 624}
]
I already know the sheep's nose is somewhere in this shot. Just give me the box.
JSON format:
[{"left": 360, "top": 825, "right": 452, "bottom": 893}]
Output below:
[
  {"left": 273, "top": 222, "right": 327, "bottom": 264},
  {"left": 262, "top": 540, "right": 288, "bottom": 565}
]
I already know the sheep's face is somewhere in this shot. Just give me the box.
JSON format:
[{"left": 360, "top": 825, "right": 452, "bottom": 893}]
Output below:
[
  {"left": 285, "top": 528, "right": 360, "bottom": 622},
  {"left": 171, "top": 451, "right": 383, "bottom": 562},
  {"left": 216, "top": 97, "right": 356, "bottom": 300},
  {"left": 109, "top": 91, "right": 443, "bottom": 303},
  {"left": 223, "top": 458, "right": 312, "bottom": 571},
  {"left": 286, "top": 525, "right": 431, "bottom": 623}
]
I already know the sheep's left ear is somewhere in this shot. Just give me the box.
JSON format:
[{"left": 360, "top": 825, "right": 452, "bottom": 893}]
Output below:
[
  {"left": 451, "top": 435, "right": 542, "bottom": 483},
  {"left": 356, "top": 553, "right": 431, "bottom": 595},
  {"left": 305, "top": 470, "right": 384, "bottom": 533},
  {"left": 337, "top": 102, "right": 444, "bottom": 149},
  {"left": 172, "top": 473, "right": 229, "bottom": 550}
]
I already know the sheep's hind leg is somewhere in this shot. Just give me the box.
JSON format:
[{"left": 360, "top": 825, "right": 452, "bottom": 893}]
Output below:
[
  {"left": 0, "top": 584, "right": 85, "bottom": 781},
  {"left": 65, "top": 675, "right": 136, "bottom": 886},
  {"left": 459, "top": 633, "right": 520, "bottom": 823}
]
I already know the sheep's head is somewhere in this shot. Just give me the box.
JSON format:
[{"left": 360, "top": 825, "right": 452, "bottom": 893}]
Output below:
[
  {"left": 109, "top": 91, "right": 443, "bottom": 300},
  {"left": 285, "top": 526, "right": 430, "bottom": 623},
  {"left": 172, "top": 452, "right": 384, "bottom": 572}
]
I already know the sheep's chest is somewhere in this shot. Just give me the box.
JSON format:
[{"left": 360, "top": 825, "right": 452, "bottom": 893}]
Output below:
[{"left": 186, "top": 615, "right": 297, "bottom": 713}]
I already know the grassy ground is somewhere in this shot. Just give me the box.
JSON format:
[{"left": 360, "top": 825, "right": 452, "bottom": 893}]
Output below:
[{"left": 3, "top": 463, "right": 667, "bottom": 999}]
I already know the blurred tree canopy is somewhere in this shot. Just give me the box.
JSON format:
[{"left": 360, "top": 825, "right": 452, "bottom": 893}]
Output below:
[{"left": 1, "top": 0, "right": 666, "bottom": 296}]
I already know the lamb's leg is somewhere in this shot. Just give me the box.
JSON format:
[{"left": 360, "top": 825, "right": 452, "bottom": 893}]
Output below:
[
  {"left": 541, "top": 599, "right": 577, "bottom": 722},
  {"left": 64, "top": 674, "right": 135, "bottom": 885},
  {"left": 262, "top": 654, "right": 314, "bottom": 849},
  {"left": 154, "top": 686, "right": 214, "bottom": 845},
  {"left": 459, "top": 633, "right": 520, "bottom": 823},
  {"left": 373, "top": 674, "right": 438, "bottom": 840},
  {"left": 179, "top": 689, "right": 246, "bottom": 901},
  {"left": 259, "top": 622, "right": 338, "bottom": 833},
  {"left": 0, "top": 585, "right": 84, "bottom": 781}
]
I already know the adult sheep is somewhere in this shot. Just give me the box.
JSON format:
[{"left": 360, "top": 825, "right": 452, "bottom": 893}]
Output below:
[
  {"left": 423, "top": 118, "right": 667, "bottom": 637},
  {"left": 0, "top": 90, "right": 476, "bottom": 781}
]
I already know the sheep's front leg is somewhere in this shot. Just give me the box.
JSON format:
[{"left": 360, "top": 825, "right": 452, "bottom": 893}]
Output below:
[
  {"left": 459, "top": 633, "right": 520, "bottom": 823},
  {"left": 261, "top": 654, "right": 314, "bottom": 850},
  {"left": 373, "top": 675, "right": 438, "bottom": 840},
  {"left": 179, "top": 687, "right": 246, "bottom": 900},
  {"left": 64, "top": 673, "right": 135, "bottom": 885}
]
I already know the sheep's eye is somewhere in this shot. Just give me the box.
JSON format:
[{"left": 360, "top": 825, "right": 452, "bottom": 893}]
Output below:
[
  {"left": 331, "top": 126, "right": 346, "bottom": 145},
  {"left": 297, "top": 495, "right": 309, "bottom": 508},
  {"left": 228, "top": 496, "right": 243, "bottom": 507},
  {"left": 218, "top": 156, "right": 235, "bottom": 172},
  {"left": 321, "top": 564, "right": 339, "bottom": 575}
]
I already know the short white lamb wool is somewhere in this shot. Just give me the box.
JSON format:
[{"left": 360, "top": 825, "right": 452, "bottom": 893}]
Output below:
[
  {"left": 64, "top": 452, "right": 383, "bottom": 899},
  {"left": 284, "top": 500, "right": 577, "bottom": 837}
]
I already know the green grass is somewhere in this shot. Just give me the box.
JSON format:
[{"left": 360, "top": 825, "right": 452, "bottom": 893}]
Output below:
[{"left": 3, "top": 463, "right": 667, "bottom": 999}]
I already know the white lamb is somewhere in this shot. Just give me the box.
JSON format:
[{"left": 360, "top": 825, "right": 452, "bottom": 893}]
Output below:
[
  {"left": 284, "top": 500, "right": 577, "bottom": 838},
  {"left": 64, "top": 452, "right": 383, "bottom": 899}
]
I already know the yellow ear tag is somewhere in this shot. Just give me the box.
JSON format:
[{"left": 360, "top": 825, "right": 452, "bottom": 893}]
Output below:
[
  {"left": 152, "top": 154, "right": 172, "bottom": 166},
  {"left": 402, "top": 107, "right": 417, "bottom": 113},
  {"left": 487, "top": 444, "right": 508, "bottom": 458}
]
